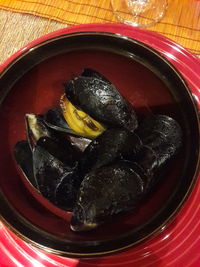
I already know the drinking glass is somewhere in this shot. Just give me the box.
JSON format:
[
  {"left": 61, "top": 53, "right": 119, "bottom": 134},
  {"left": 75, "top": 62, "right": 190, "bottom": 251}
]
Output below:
[{"left": 111, "top": 0, "right": 168, "bottom": 28}]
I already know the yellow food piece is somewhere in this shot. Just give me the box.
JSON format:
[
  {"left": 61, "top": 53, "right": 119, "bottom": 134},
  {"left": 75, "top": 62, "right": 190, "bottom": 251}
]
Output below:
[{"left": 60, "top": 95, "right": 105, "bottom": 138}]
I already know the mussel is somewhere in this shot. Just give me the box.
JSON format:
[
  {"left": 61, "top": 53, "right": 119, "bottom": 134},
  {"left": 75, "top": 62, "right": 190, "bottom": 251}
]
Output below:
[
  {"left": 55, "top": 128, "right": 142, "bottom": 210},
  {"left": 136, "top": 114, "right": 182, "bottom": 175},
  {"left": 43, "top": 107, "right": 74, "bottom": 135},
  {"left": 70, "top": 115, "right": 182, "bottom": 231},
  {"left": 14, "top": 114, "right": 82, "bottom": 210},
  {"left": 32, "top": 142, "right": 72, "bottom": 204},
  {"left": 43, "top": 107, "right": 92, "bottom": 151},
  {"left": 137, "top": 114, "right": 182, "bottom": 149},
  {"left": 71, "top": 161, "right": 144, "bottom": 232},
  {"left": 61, "top": 69, "right": 138, "bottom": 137},
  {"left": 77, "top": 128, "right": 142, "bottom": 176},
  {"left": 14, "top": 140, "right": 38, "bottom": 189},
  {"left": 38, "top": 69, "right": 138, "bottom": 139}
]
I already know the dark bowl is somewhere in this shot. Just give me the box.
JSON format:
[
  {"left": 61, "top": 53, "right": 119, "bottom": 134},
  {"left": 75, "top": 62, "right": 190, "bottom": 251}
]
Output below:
[{"left": 0, "top": 29, "right": 199, "bottom": 257}]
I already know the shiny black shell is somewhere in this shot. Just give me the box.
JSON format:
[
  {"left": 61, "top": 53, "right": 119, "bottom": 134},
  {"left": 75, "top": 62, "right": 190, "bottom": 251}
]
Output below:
[
  {"left": 14, "top": 140, "right": 38, "bottom": 189},
  {"left": 71, "top": 161, "right": 144, "bottom": 232},
  {"left": 64, "top": 76, "right": 138, "bottom": 132},
  {"left": 78, "top": 128, "right": 142, "bottom": 176}
]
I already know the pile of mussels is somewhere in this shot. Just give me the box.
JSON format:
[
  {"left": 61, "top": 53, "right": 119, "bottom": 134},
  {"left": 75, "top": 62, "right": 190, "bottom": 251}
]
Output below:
[{"left": 14, "top": 69, "right": 182, "bottom": 232}]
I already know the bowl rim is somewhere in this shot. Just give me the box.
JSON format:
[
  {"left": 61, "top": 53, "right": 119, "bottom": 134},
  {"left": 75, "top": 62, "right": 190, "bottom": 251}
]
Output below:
[{"left": 0, "top": 26, "right": 199, "bottom": 257}]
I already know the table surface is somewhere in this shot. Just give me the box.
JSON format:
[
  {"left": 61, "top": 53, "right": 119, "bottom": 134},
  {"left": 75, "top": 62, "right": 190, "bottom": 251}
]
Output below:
[{"left": 0, "top": 0, "right": 200, "bottom": 65}]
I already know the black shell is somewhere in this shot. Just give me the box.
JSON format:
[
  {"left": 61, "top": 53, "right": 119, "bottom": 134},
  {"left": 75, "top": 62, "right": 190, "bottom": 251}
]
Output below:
[
  {"left": 55, "top": 128, "right": 142, "bottom": 211},
  {"left": 14, "top": 139, "right": 78, "bottom": 210},
  {"left": 132, "top": 115, "right": 183, "bottom": 191},
  {"left": 43, "top": 107, "right": 92, "bottom": 149},
  {"left": 32, "top": 145, "right": 70, "bottom": 204},
  {"left": 71, "top": 161, "right": 144, "bottom": 232},
  {"left": 137, "top": 115, "right": 183, "bottom": 170},
  {"left": 81, "top": 68, "right": 111, "bottom": 84},
  {"left": 32, "top": 136, "right": 82, "bottom": 210},
  {"left": 78, "top": 128, "right": 142, "bottom": 176},
  {"left": 70, "top": 114, "right": 183, "bottom": 231},
  {"left": 14, "top": 140, "right": 39, "bottom": 189},
  {"left": 64, "top": 75, "right": 138, "bottom": 132},
  {"left": 130, "top": 146, "right": 158, "bottom": 191},
  {"left": 36, "top": 136, "right": 80, "bottom": 168},
  {"left": 43, "top": 107, "right": 76, "bottom": 135},
  {"left": 137, "top": 114, "right": 182, "bottom": 150},
  {"left": 26, "top": 112, "right": 82, "bottom": 168},
  {"left": 54, "top": 171, "right": 80, "bottom": 211},
  {"left": 15, "top": 112, "right": 93, "bottom": 211}
]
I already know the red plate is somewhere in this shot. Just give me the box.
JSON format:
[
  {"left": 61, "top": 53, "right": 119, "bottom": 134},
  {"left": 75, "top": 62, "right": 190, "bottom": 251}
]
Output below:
[{"left": 0, "top": 24, "right": 199, "bottom": 267}]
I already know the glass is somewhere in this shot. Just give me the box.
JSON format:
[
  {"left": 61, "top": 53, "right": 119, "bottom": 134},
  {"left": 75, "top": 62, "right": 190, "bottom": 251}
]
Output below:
[{"left": 111, "top": 0, "right": 168, "bottom": 28}]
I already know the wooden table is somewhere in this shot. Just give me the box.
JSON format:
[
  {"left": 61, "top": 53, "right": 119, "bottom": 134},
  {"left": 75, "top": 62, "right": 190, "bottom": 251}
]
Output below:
[{"left": 0, "top": 0, "right": 200, "bottom": 65}]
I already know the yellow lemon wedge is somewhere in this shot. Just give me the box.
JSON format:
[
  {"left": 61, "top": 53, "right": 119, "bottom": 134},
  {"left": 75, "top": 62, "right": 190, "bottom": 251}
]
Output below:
[{"left": 60, "top": 95, "right": 105, "bottom": 138}]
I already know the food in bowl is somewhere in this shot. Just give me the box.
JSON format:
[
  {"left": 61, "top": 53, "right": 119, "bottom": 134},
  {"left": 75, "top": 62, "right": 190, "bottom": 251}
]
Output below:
[{"left": 14, "top": 68, "right": 182, "bottom": 232}]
